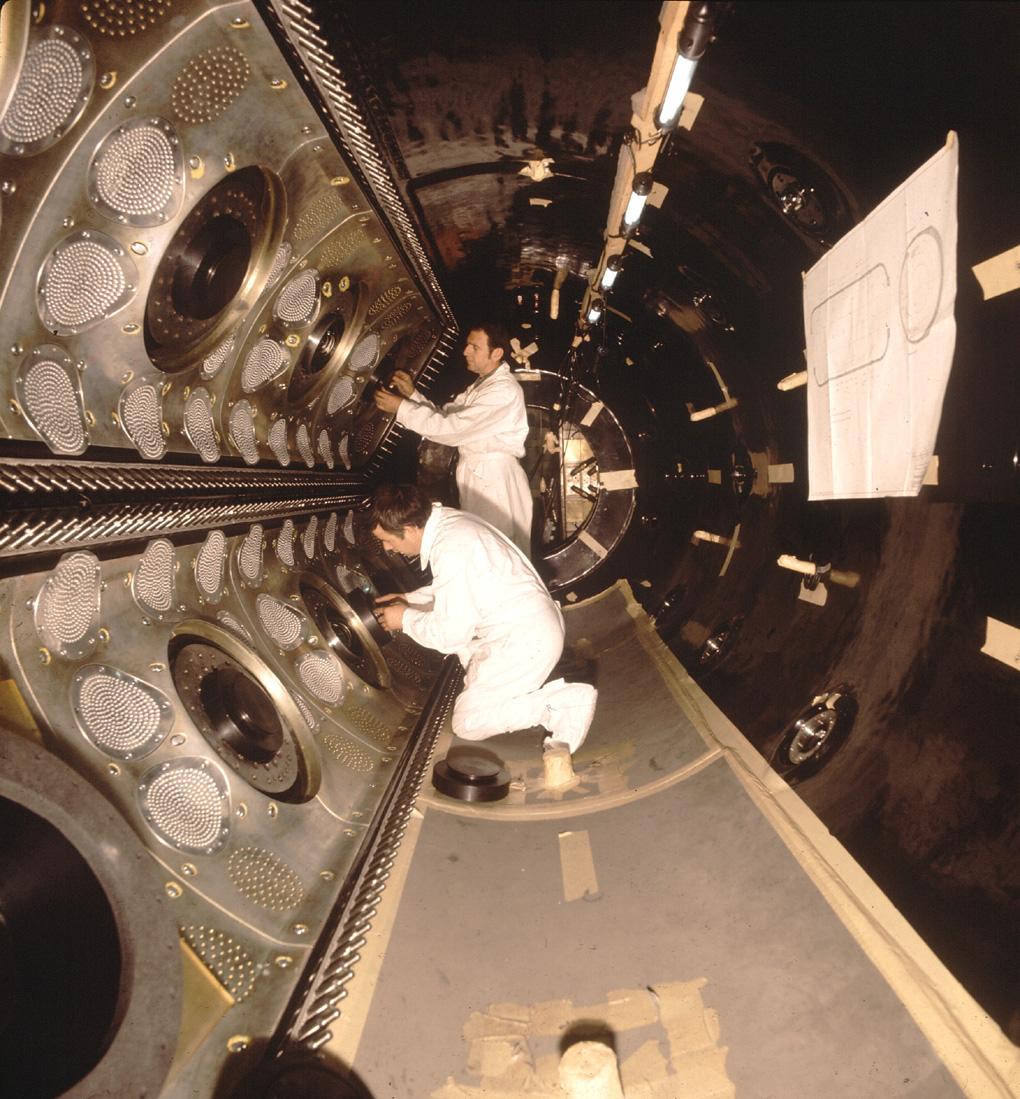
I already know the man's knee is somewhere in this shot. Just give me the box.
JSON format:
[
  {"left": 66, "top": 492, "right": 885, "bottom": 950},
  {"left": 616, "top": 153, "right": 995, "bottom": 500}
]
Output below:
[{"left": 452, "top": 691, "right": 501, "bottom": 741}]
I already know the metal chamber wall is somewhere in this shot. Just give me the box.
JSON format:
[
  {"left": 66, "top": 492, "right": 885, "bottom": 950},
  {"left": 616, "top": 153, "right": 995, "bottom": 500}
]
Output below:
[{"left": 0, "top": 0, "right": 454, "bottom": 1094}]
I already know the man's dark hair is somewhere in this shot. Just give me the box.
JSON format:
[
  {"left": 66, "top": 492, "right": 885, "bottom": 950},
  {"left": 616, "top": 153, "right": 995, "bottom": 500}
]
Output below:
[
  {"left": 369, "top": 483, "right": 432, "bottom": 535},
  {"left": 469, "top": 321, "right": 511, "bottom": 362}
]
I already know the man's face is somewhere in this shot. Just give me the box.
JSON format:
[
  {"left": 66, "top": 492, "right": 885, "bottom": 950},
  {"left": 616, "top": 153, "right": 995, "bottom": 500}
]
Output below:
[
  {"left": 463, "top": 329, "right": 502, "bottom": 376},
  {"left": 372, "top": 523, "right": 423, "bottom": 556}
]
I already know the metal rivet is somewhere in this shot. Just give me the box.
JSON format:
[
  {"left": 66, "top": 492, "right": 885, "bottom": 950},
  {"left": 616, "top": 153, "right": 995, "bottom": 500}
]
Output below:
[
  {"left": 267, "top": 802, "right": 278, "bottom": 818},
  {"left": 320, "top": 869, "right": 336, "bottom": 882},
  {"left": 181, "top": 863, "right": 197, "bottom": 877},
  {"left": 122, "top": 323, "right": 139, "bottom": 334},
  {"left": 235, "top": 803, "right": 247, "bottom": 818},
  {"left": 149, "top": 662, "right": 166, "bottom": 672},
  {"left": 170, "top": 734, "right": 185, "bottom": 747},
  {"left": 227, "top": 1035, "right": 251, "bottom": 1054},
  {"left": 343, "top": 828, "right": 356, "bottom": 837},
  {"left": 99, "top": 71, "right": 116, "bottom": 90},
  {"left": 292, "top": 923, "right": 309, "bottom": 936},
  {"left": 130, "top": 242, "right": 147, "bottom": 256},
  {"left": 1, "top": 181, "right": 15, "bottom": 195},
  {"left": 107, "top": 763, "right": 121, "bottom": 776},
  {"left": 165, "top": 882, "right": 182, "bottom": 899},
  {"left": 38, "top": 648, "right": 51, "bottom": 665},
  {"left": 274, "top": 955, "right": 293, "bottom": 969}
]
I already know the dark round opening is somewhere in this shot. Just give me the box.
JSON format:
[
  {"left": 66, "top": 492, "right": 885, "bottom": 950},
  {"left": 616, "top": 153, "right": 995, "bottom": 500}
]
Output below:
[
  {"left": 198, "top": 662, "right": 284, "bottom": 763},
  {"left": 0, "top": 798, "right": 122, "bottom": 1099},
  {"left": 290, "top": 310, "right": 347, "bottom": 402},
  {"left": 171, "top": 214, "right": 252, "bottom": 321}
]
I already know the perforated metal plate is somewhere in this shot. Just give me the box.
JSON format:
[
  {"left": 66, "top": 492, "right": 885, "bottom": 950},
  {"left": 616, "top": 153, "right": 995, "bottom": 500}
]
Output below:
[
  {"left": 183, "top": 387, "right": 220, "bottom": 463},
  {"left": 321, "top": 732, "right": 373, "bottom": 773},
  {"left": 317, "top": 429, "right": 334, "bottom": 469},
  {"left": 294, "top": 694, "right": 317, "bottom": 732},
  {"left": 324, "top": 512, "right": 338, "bottom": 552},
  {"left": 274, "top": 268, "right": 320, "bottom": 328},
  {"left": 293, "top": 191, "right": 344, "bottom": 243},
  {"left": 265, "top": 240, "right": 292, "bottom": 290},
  {"left": 228, "top": 400, "right": 258, "bottom": 465},
  {"left": 296, "top": 423, "right": 314, "bottom": 467},
  {"left": 327, "top": 374, "right": 356, "bottom": 414},
  {"left": 320, "top": 224, "right": 367, "bottom": 268},
  {"left": 227, "top": 847, "right": 305, "bottom": 911},
  {"left": 80, "top": 1, "right": 174, "bottom": 38},
  {"left": 88, "top": 116, "right": 183, "bottom": 226},
  {"left": 241, "top": 337, "right": 287, "bottom": 393},
  {"left": 298, "top": 652, "right": 345, "bottom": 707},
  {"left": 34, "top": 551, "right": 101, "bottom": 659},
  {"left": 194, "top": 529, "right": 226, "bottom": 601},
  {"left": 348, "top": 332, "right": 380, "bottom": 373},
  {"left": 201, "top": 329, "right": 236, "bottom": 380},
  {"left": 368, "top": 285, "right": 402, "bottom": 318},
  {"left": 338, "top": 433, "right": 351, "bottom": 470},
  {"left": 343, "top": 511, "right": 356, "bottom": 545},
  {"left": 216, "top": 610, "right": 254, "bottom": 645},
  {"left": 137, "top": 757, "right": 230, "bottom": 855},
  {"left": 0, "top": 25, "right": 95, "bottom": 156},
  {"left": 38, "top": 230, "right": 138, "bottom": 335},
  {"left": 256, "top": 594, "right": 304, "bottom": 650},
  {"left": 303, "top": 515, "right": 318, "bottom": 560},
  {"left": 180, "top": 925, "right": 256, "bottom": 1002},
  {"left": 170, "top": 45, "right": 250, "bottom": 125},
  {"left": 16, "top": 345, "right": 88, "bottom": 455},
  {"left": 119, "top": 380, "right": 166, "bottom": 460},
  {"left": 276, "top": 520, "right": 295, "bottom": 567},
  {"left": 380, "top": 298, "right": 414, "bottom": 329},
  {"left": 268, "top": 417, "right": 290, "bottom": 465},
  {"left": 132, "top": 538, "right": 176, "bottom": 618},
  {"left": 238, "top": 524, "right": 264, "bottom": 584},
  {"left": 71, "top": 664, "right": 173, "bottom": 760}
]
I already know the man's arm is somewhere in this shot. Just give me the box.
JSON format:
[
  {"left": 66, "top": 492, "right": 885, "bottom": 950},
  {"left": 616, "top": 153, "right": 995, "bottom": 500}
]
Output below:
[
  {"left": 395, "top": 380, "right": 517, "bottom": 447},
  {"left": 400, "top": 536, "right": 478, "bottom": 654}
]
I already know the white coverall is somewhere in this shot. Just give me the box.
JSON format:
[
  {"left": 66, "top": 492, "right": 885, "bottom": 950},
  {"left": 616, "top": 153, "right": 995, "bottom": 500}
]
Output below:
[
  {"left": 395, "top": 363, "right": 533, "bottom": 556},
  {"left": 401, "top": 504, "right": 564, "bottom": 741}
]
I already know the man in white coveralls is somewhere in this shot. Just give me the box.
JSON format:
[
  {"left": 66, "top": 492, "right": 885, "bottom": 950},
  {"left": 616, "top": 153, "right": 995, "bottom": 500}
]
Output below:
[
  {"left": 373, "top": 323, "right": 533, "bottom": 556},
  {"left": 370, "top": 484, "right": 596, "bottom": 752}
]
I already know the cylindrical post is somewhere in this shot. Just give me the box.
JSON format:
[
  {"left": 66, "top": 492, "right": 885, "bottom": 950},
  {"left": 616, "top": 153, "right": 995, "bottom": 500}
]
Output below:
[{"left": 558, "top": 1041, "right": 625, "bottom": 1099}]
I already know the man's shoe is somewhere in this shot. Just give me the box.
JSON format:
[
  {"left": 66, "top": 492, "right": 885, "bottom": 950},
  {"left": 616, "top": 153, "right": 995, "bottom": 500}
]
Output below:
[{"left": 542, "top": 682, "right": 597, "bottom": 754}]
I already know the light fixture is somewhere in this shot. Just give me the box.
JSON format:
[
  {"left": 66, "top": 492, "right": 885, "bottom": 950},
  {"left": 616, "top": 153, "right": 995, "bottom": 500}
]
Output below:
[
  {"left": 657, "top": 2, "right": 714, "bottom": 130},
  {"left": 586, "top": 297, "right": 605, "bottom": 324},
  {"left": 622, "top": 172, "right": 653, "bottom": 232},
  {"left": 599, "top": 255, "right": 622, "bottom": 291}
]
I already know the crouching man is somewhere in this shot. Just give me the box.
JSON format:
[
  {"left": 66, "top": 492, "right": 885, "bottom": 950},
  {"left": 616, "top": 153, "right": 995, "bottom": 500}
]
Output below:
[{"left": 370, "top": 484, "right": 596, "bottom": 753}]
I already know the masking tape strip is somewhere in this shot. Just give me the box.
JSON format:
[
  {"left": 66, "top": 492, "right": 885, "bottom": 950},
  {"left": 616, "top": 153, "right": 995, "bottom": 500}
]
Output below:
[
  {"left": 580, "top": 401, "right": 604, "bottom": 427},
  {"left": 798, "top": 578, "right": 829, "bottom": 606},
  {"left": 628, "top": 239, "right": 653, "bottom": 258},
  {"left": 679, "top": 92, "right": 705, "bottom": 131},
  {"left": 768, "top": 463, "right": 795, "bottom": 483},
  {"left": 981, "top": 617, "right": 1020, "bottom": 671},
  {"left": 578, "top": 528, "right": 609, "bottom": 558},
  {"left": 558, "top": 829, "right": 599, "bottom": 902},
  {"left": 529, "top": 197, "right": 553, "bottom": 207},
  {"left": 777, "top": 370, "right": 807, "bottom": 391},
  {"left": 600, "top": 468, "right": 637, "bottom": 490},
  {"left": 648, "top": 181, "right": 669, "bottom": 209},
  {"left": 923, "top": 455, "right": 939, "bottom": 485},
  {"left": 718, "top": 523, "right": 741, "bottom": 577},
  {"left": 517, "top": 370, "right": 542, "bottom": 381},
  {"left": 971, "top": 244, "right": 1020, "bottom": 300}
]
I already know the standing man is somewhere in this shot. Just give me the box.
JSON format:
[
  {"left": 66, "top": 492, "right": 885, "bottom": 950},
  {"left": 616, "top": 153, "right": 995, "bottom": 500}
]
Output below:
[
  {"left": 370, "top": 484, "right": 596, "bottom": 752},
  {"left": 373, "top": 324, "right": 533, "bottom": 556}
]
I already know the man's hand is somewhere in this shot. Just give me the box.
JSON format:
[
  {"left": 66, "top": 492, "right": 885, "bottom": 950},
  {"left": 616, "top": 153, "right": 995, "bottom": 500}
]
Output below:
[
  {"left": 373, "top": 595, "right": 408, "bottom": 632},
  {"left": 390, "top": 370, "right": 415, "bottom": 397},
  {"left": 374, "top": 388, "right": 402, "bottom": 414}
]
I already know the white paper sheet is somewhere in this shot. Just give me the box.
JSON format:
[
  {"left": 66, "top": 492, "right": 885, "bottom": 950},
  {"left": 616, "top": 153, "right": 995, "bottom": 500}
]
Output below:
[{"left": 805, "top": 135, "right": 958, "bottom": 499}]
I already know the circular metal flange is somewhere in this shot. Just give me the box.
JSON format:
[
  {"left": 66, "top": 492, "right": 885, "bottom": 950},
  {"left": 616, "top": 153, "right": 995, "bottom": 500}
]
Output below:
[
  {"left": 287, "top": 302, "right": 354, "bottom": 406},
  {"left": 0, "top": 728, "right": 181, "bottom": 1099},
  {"left": 300, "top": 573, "right": 390, "bottom": 690},
  {"left": 15, "top": 344, "right": 89, "bottom": 455},
  {"left": 88, "top": 116, "right": 184, "bottom": 227},
  {"left": 144, "top": 165, "right": 285, "bottom": 372},
  {"left": 168, "top": 620, "right": 320, "bottom": 802},
  {"left": 0, "top": 24, "right": 95, "bottom": 157},
  {"left": 771, "top": 686, "right": 858, "bottom": 784},
  {"left": 38, "top": 229, "right": 138, "bottom": 336},
  {"left": 71, "top": 663, "right": 174, "bottom": 761}
]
